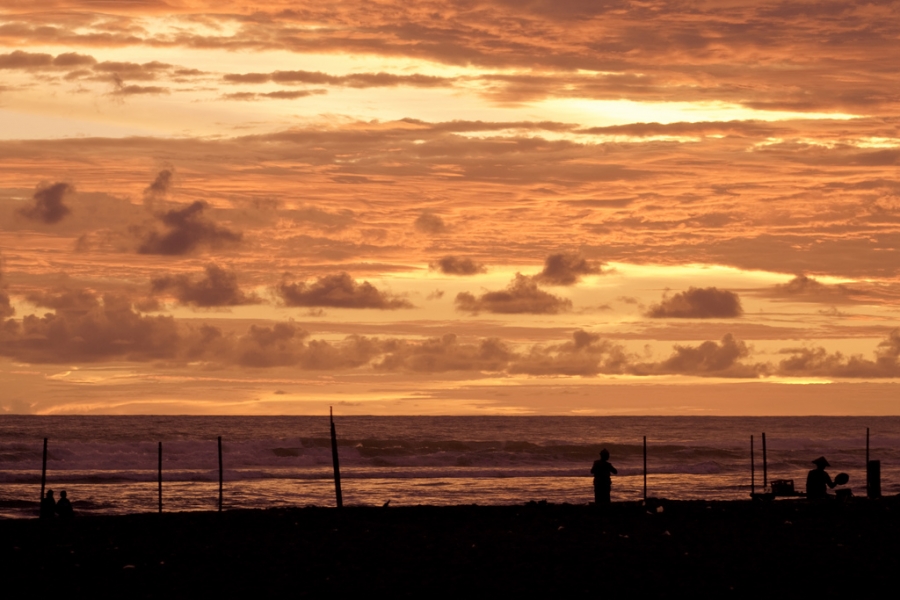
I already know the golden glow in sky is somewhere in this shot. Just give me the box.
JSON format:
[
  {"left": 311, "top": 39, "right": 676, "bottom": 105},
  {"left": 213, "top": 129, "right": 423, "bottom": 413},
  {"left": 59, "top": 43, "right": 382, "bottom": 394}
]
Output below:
[{"left": 1, "top": 1, "right": 900, "bottom": 415}]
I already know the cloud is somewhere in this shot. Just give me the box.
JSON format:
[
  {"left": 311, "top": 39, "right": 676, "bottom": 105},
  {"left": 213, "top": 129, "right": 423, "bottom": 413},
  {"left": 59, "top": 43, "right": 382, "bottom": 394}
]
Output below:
[
  {"left": 221, "top": 89, "right": 327, "bottom": 101},
  {"left": 143, "top": 168, "right": 173, "bottom": 204},
  {"left": 25, "top": 287, "right": 102, "bottom": 314},
  {"left": 637, "top": 334, "right": 766, "bottom": 378},
  {"left": 2, "top": 4, "right": 898, "bottom": 117},
  {"left": 150, "top": 264, "right": 260, "bottom": 307},
  {"left": 455, "top": 273, "right": 572, "bottom": 314},
  {"left": 777, "top": 330, "right": 900, "bottom": 378},
  {"left": 110, "top": 73, "right": 168, "bottom": 96},
  {"left": 375, "top": 333, "right": 514, "bottom": 372},
  {"left": 277, "top": 272, "right": 413, "bottom": 309},
  {"left": 0, "top": 291, "right": 11, "bottom": 318},
  {"left": 224, "top": 70, "right": 452, "bottom": 89},
  {"left": 0, "top": 287, "right": 385, "bottom": 368},
  {"left": 235, "top": 326, "right": 385, "bottom": 369},
  {"left": 508, "top": 330, "right": 765, "bottom": 378},
  {"left": 17, "top": 182, "right": 73, "bottom": 224},
  {"left": 0, "top": 292, "right": 182, "bottom": 363},
  {"left": 0, "top": 257, "right": 12, "bottom": 318},
  {"left": 510, "top": 329, "right": 631, "bottom": 376},
  {"left": 233, "top": 323, "right": 308, "bottom": 368},
  {"left": 429, "top": 256, "right": 487, "bottom": 275},
  {"left": 532, "top": 252, "right": 606, "bottom": 285},
  {"left": 0, "top": 50, "right": 95, "bottom": 70},
  {"left": 647, "top": 287, "right": 743, "bottom": 318},
  {"left": 765, "top": 275, "right": 859, "bottom": 304},
  {"left": 414, "top": 211, "right": 447, "bottom": 234},
  {"left": 137, "top": 201, "right": 242, "bottom": 255}
]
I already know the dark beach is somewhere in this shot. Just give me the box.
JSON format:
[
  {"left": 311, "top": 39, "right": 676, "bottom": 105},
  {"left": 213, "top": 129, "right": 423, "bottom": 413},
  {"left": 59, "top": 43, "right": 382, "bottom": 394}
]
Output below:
[{"left": 3, "top": 498, "right": 900, "bottom": 597}]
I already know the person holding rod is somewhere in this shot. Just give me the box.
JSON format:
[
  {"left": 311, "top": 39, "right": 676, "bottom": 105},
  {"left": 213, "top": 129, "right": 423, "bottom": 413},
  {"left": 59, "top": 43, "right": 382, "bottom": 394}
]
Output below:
[{"left": 591, "top": 448, "right": 618, "bottom": 506}]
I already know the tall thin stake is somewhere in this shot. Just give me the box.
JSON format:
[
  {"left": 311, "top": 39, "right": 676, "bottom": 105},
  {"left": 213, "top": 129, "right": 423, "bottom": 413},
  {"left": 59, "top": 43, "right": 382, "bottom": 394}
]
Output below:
[
  {"left": 642, "top": 435, "right": 647, "bottom": 501},
  {"left": 158, "top": 441, "right": 163, "bottom": 514},
  {"left": 330, "top": 407, "right": 343, "bottom": 509},
  {"left": 40, "top": 438, "right": 48, "bottom": 503},
  {"left": 217, "top": 436, "right": 223, "bottom": 512},
  {"left": 866, "top": 427, "right": 870, "bottom": 497},
  {"left": 762, "top": 432, "right": 768, "bottom": 490},
  {"left": 751, "top": 435, "right": 755, "bottom": 496}
]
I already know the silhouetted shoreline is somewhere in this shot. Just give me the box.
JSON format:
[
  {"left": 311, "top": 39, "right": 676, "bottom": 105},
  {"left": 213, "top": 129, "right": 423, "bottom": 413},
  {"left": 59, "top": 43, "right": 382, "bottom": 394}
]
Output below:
[{"left": 4, "top": 498, "right": 900, "bottom": 597}]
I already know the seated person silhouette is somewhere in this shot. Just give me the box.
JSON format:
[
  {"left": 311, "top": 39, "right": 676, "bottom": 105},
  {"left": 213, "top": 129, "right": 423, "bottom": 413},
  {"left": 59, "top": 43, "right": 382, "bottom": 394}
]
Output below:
[
  {"left": 591, "top": 448, "right": 618, "bottom": 505},
  {"left": 40, "top": 489, "right": 56, "bottom": 520},
  {"left": 56, "top": 490, "right": 74, "bottom": 520},
  {"left": 806, "top": 456, "right": 836, "bottom": 499}
]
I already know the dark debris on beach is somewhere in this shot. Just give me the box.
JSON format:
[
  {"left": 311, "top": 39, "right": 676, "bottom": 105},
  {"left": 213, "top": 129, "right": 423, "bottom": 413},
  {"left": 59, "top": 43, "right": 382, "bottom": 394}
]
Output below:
[{"left": 3, "top": 498, "right": 900, "bottom": 598}]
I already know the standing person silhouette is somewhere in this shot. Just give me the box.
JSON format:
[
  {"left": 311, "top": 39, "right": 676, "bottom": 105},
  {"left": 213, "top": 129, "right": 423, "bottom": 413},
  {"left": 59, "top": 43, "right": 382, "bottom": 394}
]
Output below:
[
  {"left": 56, "top": 490, "right": 74, "bottom": 520},
  {"left": 806, "top": 456, "right": 836, "bottom": 499},
  {"left": 591, "top": 449, "right": 618, "bottom": 505},
  {"left": 40, "top": 489, "right": 56, "bottom": 520}
]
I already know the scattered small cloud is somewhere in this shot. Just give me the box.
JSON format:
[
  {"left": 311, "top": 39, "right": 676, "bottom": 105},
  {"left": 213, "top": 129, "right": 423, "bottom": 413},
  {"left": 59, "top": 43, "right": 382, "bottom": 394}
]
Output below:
[
  {"left": 818, "top": 306, "right": 850, "bottom": 317},
  {"left": 17, "top": 182, "right": 73, "bottom": 224},
  {"left": 110, "top": 74, "right": 168, "bottom": 96},
  {"left": 136, "top": 201, "right": 242, "bottom": 255},
  {"left": 376, "top": 333, "right": 513, "bottom": 373},
  {"left": 277, "top": 272, "right": 413, "bottom": 309},
  {"left": 150, "top": 264, "right": 260, "bottom": 308},
  {"left": 221, "top": 89, "right": 327, "bottom": 101},
  {"left": 415, "top": 211, "right": 447, "bottom": 234},
  {"left": 532, "top": 252, "right": 607, "bottom": 285},
  {"left": 455, "top": 273, "right": 572, "bottom": 314},
  {"left": 637, "top": 333, "right": 766, "bottom": 378},
  {"left": 777, "top": 329, "right": 900, "bottom": 378},
  {"left": 510, "top": 329, "right": 631, "bottom": 376},
  {"left": 223, "top": 70, "right": 451, "bottom": 89},
  {"left": 766, "top": 274, "right": 859, "bottom": 304},
  {"left": 143, "top": 168, "right": 174, "bottom": 206},
  {"left": 0, "top": 257, "right": 12, "bottom": 318},
  {"left": 429, "top": 256, "right": 486, "bottom": 275},
  {"left": 646, "top": 287, "right": 743, "bottom": 318}
]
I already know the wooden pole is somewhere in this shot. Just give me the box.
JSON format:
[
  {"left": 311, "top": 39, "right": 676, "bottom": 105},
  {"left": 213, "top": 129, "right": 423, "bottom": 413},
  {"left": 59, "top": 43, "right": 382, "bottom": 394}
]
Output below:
[
  {"left": 40, "top": 438, "right": 48, "bottom": 503},
  {"left": 217, "top": 436, "right": 223, "bottom": 513},
  {"left": 866, "top": 427, "right": 881, "bottom": 498},
  {"left": 330, "top": 407, "right": 343, "bottom": 509},
  {"left": 751, "top": 435, "right": 755, "bottom": 496},
  {"left": 762, "top": 432, "right": 768, "bottom": 490},
  {"left": 158, "top": 441, "right": 163, "bottom": 514},
  {"left": 642, "top": 435, "right": 647, "bottom": 501}
]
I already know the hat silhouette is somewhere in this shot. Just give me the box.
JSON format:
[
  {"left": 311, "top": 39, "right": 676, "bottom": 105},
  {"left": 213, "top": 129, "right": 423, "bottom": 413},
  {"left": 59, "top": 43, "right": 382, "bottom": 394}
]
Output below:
[{"left": 812, "top": 456, "right": 830, "bottom": 468}]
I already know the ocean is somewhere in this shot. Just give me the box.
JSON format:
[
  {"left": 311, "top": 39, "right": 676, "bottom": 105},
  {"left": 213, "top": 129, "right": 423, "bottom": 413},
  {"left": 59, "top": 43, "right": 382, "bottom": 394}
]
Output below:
[{"left": 1, "top": 416, "right": 897, "bottom": 518}]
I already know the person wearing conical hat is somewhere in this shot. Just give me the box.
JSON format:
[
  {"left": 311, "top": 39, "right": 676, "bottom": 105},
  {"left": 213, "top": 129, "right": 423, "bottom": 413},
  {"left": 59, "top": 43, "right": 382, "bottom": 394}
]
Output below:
[
  {"left": 590, "top": 448, "right": 618, "bottom": 506},
  {"left": 806, "top": 456, "right": 836, "bottom": 499}
]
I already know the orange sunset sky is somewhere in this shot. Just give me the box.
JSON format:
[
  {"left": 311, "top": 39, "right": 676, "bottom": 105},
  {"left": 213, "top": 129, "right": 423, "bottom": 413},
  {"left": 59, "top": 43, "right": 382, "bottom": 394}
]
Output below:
[{"left": 1, "top": 1, "right": 899, "bottom": 415}]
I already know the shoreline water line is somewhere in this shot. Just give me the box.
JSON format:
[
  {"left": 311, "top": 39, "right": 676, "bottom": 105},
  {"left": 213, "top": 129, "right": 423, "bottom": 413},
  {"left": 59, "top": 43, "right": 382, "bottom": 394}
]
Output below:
[{"left": 3, "top": 415, "right": 897, "bottom": 518}]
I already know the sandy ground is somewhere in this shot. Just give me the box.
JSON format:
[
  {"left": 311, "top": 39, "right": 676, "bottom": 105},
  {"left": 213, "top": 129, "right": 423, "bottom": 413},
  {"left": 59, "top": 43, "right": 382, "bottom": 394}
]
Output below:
[{"left": 2, "top": 498, "right": 899, "bottom": 597}]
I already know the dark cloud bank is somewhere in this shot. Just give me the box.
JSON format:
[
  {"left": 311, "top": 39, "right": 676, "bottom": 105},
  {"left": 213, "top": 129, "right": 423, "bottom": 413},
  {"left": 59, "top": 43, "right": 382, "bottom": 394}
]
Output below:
[{"left": 3, "top": 288, "right": 900, "bottom": 379}]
